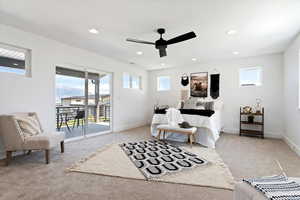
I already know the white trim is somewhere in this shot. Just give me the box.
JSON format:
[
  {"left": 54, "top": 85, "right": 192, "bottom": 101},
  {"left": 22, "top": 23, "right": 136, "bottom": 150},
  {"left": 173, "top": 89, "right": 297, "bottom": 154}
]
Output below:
[
  {"left": 284, "top": 136, "right": 300, "bottom": 157},
  {"left": 113, "top": 121, "right": 148, "bottom": 132},
  {"left": 0, "top": 130, "right": 113, "bottom": 159},
  {"left": 0, "top": 42, "right": 32, "bottom": 77},
  {"left": 85, "top": 130, "right": 111, "bottom": 138},
  {"left": 64, "top": 130, "right": 112, "bottom": 143},
  {"left": 65, "top": 135, "right": 85, "bottom": 143}
]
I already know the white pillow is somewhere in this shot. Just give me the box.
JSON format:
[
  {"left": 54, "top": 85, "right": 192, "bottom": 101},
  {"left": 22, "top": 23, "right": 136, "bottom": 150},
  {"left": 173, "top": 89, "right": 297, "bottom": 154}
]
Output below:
[
  {"left": 14, "top": 115, "right": 42, "bottom": 138},
  {"left": 196, "top": 97, "right": 213, "bottom": 102},
  {"left": 196, "top": 105, "right": 205, "bottom": 110},
  {"left": 183, "top": 98, "right": 197, "bottom": 109}
]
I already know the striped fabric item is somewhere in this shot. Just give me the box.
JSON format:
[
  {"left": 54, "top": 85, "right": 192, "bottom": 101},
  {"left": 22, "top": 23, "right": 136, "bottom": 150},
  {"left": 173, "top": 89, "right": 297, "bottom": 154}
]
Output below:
[{"left": 243, "top": 175, "right": 300, "bottom": 200}]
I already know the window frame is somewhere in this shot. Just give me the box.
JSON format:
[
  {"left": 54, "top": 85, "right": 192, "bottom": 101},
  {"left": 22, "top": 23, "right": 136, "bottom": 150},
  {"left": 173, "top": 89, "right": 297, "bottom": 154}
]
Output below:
[
  {"left": 239, "top": 66, "right": 262, "bottom": 87},
  {"left": 122, "top": 72, "right": 142, "bottom": 90},
  {"left": 0, "top": 42, "right": 32, "bottom": 77},
  {"left": 131, "top": 75, "right": 142, "bottom": 89},
  {"left": 123, "top": 73, "right": 131, "bottom": 89},
  {"left": 157, "top": 75, "right": 171, "bottom": 91}
]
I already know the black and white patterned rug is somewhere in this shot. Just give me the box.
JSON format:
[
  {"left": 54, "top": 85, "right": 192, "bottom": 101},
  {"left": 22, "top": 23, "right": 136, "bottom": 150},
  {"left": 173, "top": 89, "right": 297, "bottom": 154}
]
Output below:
[{"left": 119, "top": 140, "right": 208, "bottom": 179}]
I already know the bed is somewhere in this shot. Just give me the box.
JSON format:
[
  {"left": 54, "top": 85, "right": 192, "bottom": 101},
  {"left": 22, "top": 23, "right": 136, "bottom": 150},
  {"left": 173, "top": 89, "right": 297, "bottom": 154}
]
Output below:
[{"left": 151, "top": 99, "right": 224, "bottom": 148}]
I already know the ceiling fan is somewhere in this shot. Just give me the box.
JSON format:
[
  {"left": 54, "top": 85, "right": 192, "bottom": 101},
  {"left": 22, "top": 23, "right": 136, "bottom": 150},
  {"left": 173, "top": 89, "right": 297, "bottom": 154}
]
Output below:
[{"left": 126, "top": 28, "right": 197, "bottom": 57}]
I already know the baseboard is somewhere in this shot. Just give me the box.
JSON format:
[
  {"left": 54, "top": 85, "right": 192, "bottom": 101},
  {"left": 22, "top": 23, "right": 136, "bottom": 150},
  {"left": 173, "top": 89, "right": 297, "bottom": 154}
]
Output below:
[
  {"left": 284, "top": 136, "right": 300, "bottom": 157},
  {"left": 222, "top": 128, "right": 283, "bottom": 139},
  {"left": 113, "top": 120, "right": 148, "bottom": 132},
  {"left": 0, "top": 121, "right": 149, "bottom": 159}
]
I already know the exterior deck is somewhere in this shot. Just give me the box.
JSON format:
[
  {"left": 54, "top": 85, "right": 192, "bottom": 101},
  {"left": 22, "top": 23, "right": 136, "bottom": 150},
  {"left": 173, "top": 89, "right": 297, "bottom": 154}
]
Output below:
[{"left": 56, "top": 105, "right": 111, "bottom": 139}]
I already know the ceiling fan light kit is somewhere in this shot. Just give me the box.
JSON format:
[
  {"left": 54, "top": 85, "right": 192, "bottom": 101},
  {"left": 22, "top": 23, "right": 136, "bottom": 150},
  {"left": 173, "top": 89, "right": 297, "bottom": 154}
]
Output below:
[{"left": 126, "top": 28, "right": 197, "bottom": 57}]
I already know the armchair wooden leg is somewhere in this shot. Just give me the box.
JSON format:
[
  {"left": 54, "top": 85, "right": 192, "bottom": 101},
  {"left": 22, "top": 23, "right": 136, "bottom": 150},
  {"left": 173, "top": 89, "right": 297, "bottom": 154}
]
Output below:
[
  {"left": 60, "top": 141, "right": 64, "bottom": 153},
  {"left": 45, "top": 150, "right": 50, "bottom": 164},
  {"left": 6, "top": 151, "right": 12, "bottom": 166}
]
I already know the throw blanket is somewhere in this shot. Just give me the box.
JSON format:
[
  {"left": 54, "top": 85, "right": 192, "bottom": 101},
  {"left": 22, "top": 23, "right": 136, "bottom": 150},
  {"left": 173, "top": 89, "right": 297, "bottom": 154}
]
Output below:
[
  {"left": 154, "top": 108, "right": 215, "bottom": 117},
  {"left": 166, "top": 108, "right": 183, "bottom": 126},
  {"left": 243, "top": 175, "right": 300, "bottom": 200}
]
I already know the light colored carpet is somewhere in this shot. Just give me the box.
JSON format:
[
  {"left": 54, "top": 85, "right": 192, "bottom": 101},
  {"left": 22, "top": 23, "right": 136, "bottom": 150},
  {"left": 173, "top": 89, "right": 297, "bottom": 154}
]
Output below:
[
  {"left": 1, "top": 126, "right": 300, "bottom": 200},
  {"left": 69, "top": 143, "right": 235, "bottom": 190}
]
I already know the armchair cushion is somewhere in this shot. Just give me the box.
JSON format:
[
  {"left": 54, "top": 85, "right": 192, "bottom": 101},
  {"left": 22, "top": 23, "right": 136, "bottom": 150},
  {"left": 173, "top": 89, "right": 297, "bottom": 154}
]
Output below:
[
  {"left": 46, "top": 131, "right": 65, "bottom": 149},
  {"left": 23, "top": 135, "right": 50, "bottom": 150},
  {"left": 23, "top": 131, "right": 65, "bottom": 150}
]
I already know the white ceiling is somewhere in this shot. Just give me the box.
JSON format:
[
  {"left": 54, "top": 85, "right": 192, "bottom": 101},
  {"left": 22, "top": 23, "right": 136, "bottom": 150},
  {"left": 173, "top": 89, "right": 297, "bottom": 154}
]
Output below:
[{"left": 1, "top": 0, "right": 300, "bottom": 70}]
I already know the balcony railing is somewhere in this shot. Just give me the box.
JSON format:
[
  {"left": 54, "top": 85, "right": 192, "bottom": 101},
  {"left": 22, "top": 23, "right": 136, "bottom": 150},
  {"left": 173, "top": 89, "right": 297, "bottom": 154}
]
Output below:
[{"left": 56, "top": 104, "right": 110, "bottom": 131}]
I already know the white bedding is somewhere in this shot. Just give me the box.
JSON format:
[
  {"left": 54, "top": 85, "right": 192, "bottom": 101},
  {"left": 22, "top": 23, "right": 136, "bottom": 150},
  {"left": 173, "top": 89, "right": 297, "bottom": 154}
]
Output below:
[{"left": 151, "top": 110, "right": 223, "bottom": 148}]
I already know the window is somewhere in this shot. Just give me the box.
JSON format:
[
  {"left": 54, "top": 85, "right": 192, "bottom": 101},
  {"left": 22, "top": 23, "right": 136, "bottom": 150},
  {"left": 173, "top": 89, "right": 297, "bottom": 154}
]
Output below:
[
  {"left": 131, "top": 75, "right": 141, "bottom": 89},
  {"left": 157, "top": 76, "right": 171, "bottom": 91},
  {"left": 123, "top": 73, "right": 142, "bottom": 89},
  {"left": 239, "top": 67, "right": 262, "bottom": 86},
  {"left": 123, "top": 73, "right": 131, "bottom": 88},
  {"left": 0, "top": 43, "right": 31, "bottom": 76}
]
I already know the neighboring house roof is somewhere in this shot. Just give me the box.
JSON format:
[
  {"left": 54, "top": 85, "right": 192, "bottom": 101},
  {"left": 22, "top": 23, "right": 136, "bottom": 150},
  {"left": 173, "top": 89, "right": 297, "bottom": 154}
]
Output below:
[{"left": 61, "top": 94, "right": 110, "bottom": 100}]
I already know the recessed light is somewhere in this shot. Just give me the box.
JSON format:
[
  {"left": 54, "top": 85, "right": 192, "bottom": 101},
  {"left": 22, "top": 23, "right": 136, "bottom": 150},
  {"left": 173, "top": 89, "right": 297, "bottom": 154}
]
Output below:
[
  {"left": 227, "top": 30, "right": 237, "bottom": 35},
  {"left": 233, "top": 51, "right": 239, "bottom": 55},
  {"left": 192, "top": 58, "right": 197, "bottom": 61},
  {"left": 13, "top": 63, "right": 18, "bottom": 66},
  {"left": 160, "top": 63, "right": 165, "bottom": 66},
  {"left": 89, "top": 28, "right": 99, "bottom": 34},
  {"left": 136, "top": 51, "right": 143, "bottom": 55}
]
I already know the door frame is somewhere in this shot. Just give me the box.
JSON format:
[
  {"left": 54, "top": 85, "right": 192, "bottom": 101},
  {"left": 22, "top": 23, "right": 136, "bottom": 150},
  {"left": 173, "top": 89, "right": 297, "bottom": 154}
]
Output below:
[{"left": 55, "top": 64, "right": 113, "bottom": 142}]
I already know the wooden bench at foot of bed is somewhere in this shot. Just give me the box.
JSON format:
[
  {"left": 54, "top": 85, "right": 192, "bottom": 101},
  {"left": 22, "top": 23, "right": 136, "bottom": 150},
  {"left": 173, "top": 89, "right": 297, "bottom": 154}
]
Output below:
[{"left": 156, "top": 125, "right": 197, "bottom": 147}]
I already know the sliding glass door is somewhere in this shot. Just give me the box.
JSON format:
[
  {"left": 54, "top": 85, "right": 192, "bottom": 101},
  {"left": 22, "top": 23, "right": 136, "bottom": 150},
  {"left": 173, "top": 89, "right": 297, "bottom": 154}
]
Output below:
[
  {"left": 56, "top": 67, "right": 85, "bottom": 138},
  {"left": 85, "top": 72, "right": 111, "bottom": 136},
  {"left": 55, "top": 66, "right": 112, "bottom": 139}
]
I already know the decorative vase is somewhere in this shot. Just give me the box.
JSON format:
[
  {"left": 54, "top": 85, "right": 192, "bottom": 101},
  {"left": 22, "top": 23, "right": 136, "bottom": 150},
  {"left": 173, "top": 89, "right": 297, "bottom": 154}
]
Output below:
[{"left": 255, "top": 98, "right": 262, "bottom": 113}]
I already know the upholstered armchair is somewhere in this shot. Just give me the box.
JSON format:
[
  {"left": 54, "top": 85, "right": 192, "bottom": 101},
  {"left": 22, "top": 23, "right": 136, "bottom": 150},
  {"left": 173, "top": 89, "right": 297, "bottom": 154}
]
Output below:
[{"left": 0, "top": 112, "right": 65, "bottom": 165}]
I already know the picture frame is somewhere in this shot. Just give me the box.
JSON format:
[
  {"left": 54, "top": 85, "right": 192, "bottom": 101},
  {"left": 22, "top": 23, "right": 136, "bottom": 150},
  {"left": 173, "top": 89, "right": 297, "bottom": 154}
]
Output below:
[{"left": 190, "top": 72, "right": 208, "bottom": 97}]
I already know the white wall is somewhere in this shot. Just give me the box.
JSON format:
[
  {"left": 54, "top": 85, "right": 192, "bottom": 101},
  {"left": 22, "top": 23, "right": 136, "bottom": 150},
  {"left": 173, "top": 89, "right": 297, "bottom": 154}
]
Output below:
[
  {"left": 0, "top": 24, "right": 149, "bottom": 155},
  {"left": 148, "top": 54, "right": 284, "bottom": 138},
  {"left": 283, "top": 33, "right": 300, "bottom": 156}
]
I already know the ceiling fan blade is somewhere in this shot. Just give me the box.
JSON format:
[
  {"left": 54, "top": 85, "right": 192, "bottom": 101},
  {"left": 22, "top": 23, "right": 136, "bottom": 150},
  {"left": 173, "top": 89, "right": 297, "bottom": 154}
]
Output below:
[
  {"left": 126, "top": 38, "right": 155, "bottom": 45},
  {"left": 166, "top": 32, "right": 197, "bottom": 45},
  {"left": 159, "top": 48, "right": 167, "bottom": 57}
]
